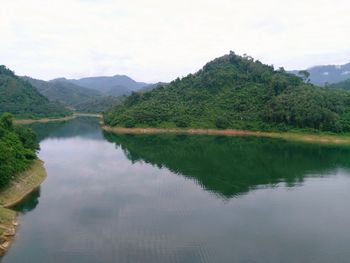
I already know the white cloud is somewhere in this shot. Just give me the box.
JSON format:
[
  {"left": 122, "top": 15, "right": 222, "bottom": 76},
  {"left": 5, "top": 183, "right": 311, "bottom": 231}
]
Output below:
[{"left": 0, "top": 0, "right": 349, "bottom": 82}]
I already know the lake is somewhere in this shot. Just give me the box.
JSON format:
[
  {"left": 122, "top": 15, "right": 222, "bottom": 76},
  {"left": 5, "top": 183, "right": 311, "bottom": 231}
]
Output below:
[{"left": 2, "top": 117, "right": 350, "bottom": 263}]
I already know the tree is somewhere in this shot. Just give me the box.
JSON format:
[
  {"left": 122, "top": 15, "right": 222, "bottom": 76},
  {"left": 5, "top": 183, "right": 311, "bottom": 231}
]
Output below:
[{"left": 298, "top": 70, "right": 310, "bottom": 83}]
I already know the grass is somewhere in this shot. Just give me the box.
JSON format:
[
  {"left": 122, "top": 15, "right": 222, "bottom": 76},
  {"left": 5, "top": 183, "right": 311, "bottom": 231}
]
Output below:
[
  {"left": 14, "top": 113, "right": 102, "bottom": 124},
  {"left": 102, "top": 126, "right": 350, "bottom": 146},
  {"left": 0, "top": 159, "right": 47, "bottom": 207}
]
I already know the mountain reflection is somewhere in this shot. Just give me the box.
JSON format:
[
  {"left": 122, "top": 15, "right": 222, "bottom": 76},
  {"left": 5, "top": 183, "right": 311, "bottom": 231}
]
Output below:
[
  {"left": 104, "top": 133, "right": 350, "bottom": 198},
  {"left": 11, "top": 188, "right": 41, "bottom": 213},
  {"left": 27, "top": 117, "right": 102, "bottom": 141}
]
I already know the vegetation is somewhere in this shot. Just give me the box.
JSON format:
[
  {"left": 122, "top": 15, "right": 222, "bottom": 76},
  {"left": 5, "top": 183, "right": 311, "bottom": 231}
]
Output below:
[
  {"left": 23, "top": 77, "right": 102, "bottom": 108},
  {"left": 0, "top": 159, "right": 46, "bottom": 207},
  {"left": 0, "top": 66, "right": 71, "bottom": 118},
  {"left": 0, "top": 113, "right": 39, "bottom": 188},
  {"left": 329, "top": 78, "right": 350, "bottom": 91},
  {"left": 104, "top": 52, "right": 350, "bottom": 133},
  {"left": 22, "top": 73, "right": 158, "bottom": 113},
  {"left": 74, "top": 96, "right": 122, "bottom": 113}
]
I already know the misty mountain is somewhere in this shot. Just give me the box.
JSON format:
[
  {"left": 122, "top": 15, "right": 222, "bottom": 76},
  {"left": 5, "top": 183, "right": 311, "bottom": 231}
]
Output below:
[
  {"left": 23, "top": 77, "right": 102, "bottom": 107},
  {"left": 329, "top": 79, "right": 350, "bottom": 91},
  {"left": 291, "top": 62, "right": 350, "bottom": 86},
  {"left": 63, "top": 75, "right": 151, "bottom": 96}
]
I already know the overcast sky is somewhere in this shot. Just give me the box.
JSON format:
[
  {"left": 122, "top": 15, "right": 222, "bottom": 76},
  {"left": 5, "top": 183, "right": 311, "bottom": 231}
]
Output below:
[{"left": 0, "top": 0, "right": 349, "bottom": 82}]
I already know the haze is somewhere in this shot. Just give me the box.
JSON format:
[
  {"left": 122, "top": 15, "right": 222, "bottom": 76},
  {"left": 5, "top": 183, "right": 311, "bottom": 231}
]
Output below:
[{"left": 1, "top": 0, "right": 349, "bottom": 82}]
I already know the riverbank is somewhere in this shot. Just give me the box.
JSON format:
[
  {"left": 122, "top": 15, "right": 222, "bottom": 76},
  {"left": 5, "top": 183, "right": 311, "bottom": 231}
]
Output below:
[
  {"left": 14, "top": 113, "right": 102, "bottom": 125},
  {"left": 102, "top": 126, "right": 350, "bottom": 145},
  {"left": 0, "top": 159, "right": 47, "bottom": 255}
]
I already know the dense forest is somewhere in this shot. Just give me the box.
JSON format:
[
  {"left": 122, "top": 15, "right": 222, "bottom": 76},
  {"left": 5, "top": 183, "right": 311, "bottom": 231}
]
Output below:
[
  {"left": 329, "top": 79, "right": 350, "bottom": 91},
  {"left": 0, "top": 113, "right": 39, "bottom": 187},
  {"left": 104, "top": 52, "right": 350, "bottom": 132},
  {"left": 74, "top": 96, "right": 122, "bottom": 113},
  {"left": 0, "top": 66, "right": 71, "bottom": 118},
  {"left": 23, "top": 76, "right": 102, "bottom": 108},
  {"left": 23, "top": 76, "right": 137, "bottom": 113}
]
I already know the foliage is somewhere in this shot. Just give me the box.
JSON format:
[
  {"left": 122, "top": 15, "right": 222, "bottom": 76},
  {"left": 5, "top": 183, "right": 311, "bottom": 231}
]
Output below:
[
  {"left": 0, "top": 113, "right": 39, "bottom": 187},
  {"left": 74, "top": 96, "right": 122, "bottom": 113},
  {"left": 104, "top": 52, "right": 350, "bottom": 132},
  {"left": 23, "top": 76, "right": 102, "bottom": 108},
  {"left": 0, "top": 66, "right": 71, "bottom": 118},
  {"left": 329, "top": 79, "right": 350, "bottom": 91}
]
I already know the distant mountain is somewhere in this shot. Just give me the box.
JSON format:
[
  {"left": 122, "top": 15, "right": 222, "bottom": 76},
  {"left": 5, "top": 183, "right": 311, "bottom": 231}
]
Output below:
[
  {"left": 104, "top": 52, "right": 350, "bottom": 132},
  {"left": 138, "top": 82, "right": 169, "bottom": 93},
  {"left": 64, "top": 75, "right": 150, "bottom": 96},
  {"left": 291, "top": 62, "right": 350, "bottom": 86},
  {"left": 74, "top": 96, "right": 122, "bottom": 113},
  {"left": 0, "top": 66, "right": 71, "bottom": 118},
  {"left": 23, "top": 77, "right": 102, "bottom": 107},
  {"left": 329, "top": 79, "right": 350, "bottom": 90},
  {"left": 23, "top": 75, "right": 154, "bottom": 113}
]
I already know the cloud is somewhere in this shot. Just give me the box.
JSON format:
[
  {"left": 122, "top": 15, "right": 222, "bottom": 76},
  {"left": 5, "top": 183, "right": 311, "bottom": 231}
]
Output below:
[{"left": 0, "top": 0, "right": 349, "bottom": 82}]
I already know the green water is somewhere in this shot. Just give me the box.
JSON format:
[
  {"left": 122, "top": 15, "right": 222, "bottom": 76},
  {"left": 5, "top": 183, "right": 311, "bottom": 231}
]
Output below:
[{"left": 2, "top": 117, "right": 350, "bottom": 263}]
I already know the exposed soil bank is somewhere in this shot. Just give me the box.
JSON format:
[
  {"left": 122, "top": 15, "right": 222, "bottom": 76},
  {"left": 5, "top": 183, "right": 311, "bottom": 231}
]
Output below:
[
  {"left": 0, "top": 159, "right": 47, "bottom": 255},
  {"left": 14, "top": 113, "right": 102, "bottom": 125},
  {"left": 102, "top": 126, "right": 350, "bottom": 146}
]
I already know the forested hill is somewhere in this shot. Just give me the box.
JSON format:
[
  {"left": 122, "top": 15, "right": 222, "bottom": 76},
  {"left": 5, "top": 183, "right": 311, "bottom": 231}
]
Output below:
[
  {"left": 0, "top": 113, "right": 39, "bottom": 187},
  {"left": 0, "top": 66, "right": 71, "bottom": 118},
  {"left": 104, "top": 52, "right": 350, "bottom": 132},
  {"left": 63, "top": 75, "right": 150, "bottom": 97},
  {"left": 22, "top": 76, "right": 102, "bottom": 107},
  {"left": 329, "top": 79, "right": 350, "bottom": 91}
]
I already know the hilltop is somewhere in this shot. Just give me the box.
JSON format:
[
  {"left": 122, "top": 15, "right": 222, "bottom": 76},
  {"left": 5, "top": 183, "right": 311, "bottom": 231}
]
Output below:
[
  {"left": 62, "top": 75, "right": 150, "bottom": 97},
  {"left": 104, "top": 52, "right": 350, "bottom": 133},
  {"left": 24, "top": 75, "right": 152, "bottom": 113},
  {"left": 22, "top": 77, "right": 102, "bottom": 108}
]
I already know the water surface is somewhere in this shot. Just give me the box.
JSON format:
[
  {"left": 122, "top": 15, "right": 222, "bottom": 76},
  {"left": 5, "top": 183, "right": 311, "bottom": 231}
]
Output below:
[{"left": 2, "top": 117, "right": 350, "bottom": 263}]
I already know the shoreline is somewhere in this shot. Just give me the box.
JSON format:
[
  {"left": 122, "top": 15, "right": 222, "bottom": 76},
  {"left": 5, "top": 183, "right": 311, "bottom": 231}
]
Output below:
[
  {"left": 0, "top": 159, "right": 47, "bottom": 255},
  {"left": 102, "top": 126, "right": 350, "bottom": 145},
  {"left": 14, "top": 113, "right": 102, "bottom": 125}
]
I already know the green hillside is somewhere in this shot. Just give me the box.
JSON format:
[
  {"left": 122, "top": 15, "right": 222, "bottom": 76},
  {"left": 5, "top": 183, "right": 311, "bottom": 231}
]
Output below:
[
  {"left": 329, "top": 79, "right": 350, "bottom": 91},
  {"left": 23, "top": 76, "right": 102, "bottom": 107},
  {"left": 0, "top": 66, "right": 71, "bottom": 118},
  {"left": 104, "top": 52, "right": 350, "bottom": 132},
  {"left": 74, "top": 96, "right": 122, "bottom": 113},
  {"left": 0, "top": 113, "right": 39, "bottom": 187}
]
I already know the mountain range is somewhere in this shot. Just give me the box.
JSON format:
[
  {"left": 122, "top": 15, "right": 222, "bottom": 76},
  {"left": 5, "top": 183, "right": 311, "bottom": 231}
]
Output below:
[
  {"left": 23, "top": 75, "right": 153, "bottom": 113},
  {"left": 291, "top": 62, "right": 350, "bottom": 86}
]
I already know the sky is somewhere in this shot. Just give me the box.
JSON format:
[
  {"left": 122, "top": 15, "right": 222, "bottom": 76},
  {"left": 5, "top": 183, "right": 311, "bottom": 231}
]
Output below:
[{"left": 0, "top": 0, "right": 349, "bottom": 83}]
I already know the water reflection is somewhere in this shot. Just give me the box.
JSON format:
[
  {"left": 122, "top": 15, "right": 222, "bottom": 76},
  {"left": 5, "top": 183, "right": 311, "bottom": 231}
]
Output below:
[
  {"left": 104, "top": 133, "right": 350, "bottom": 198},
  {"left": 3, "top": 118, "right": 350, "bottom": 263},
  {"left": 27, "top": 117, "right": 102, "bottom": 141},
  {"left": 11, "top": 188, "right": 41, "bottom": 213}
]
